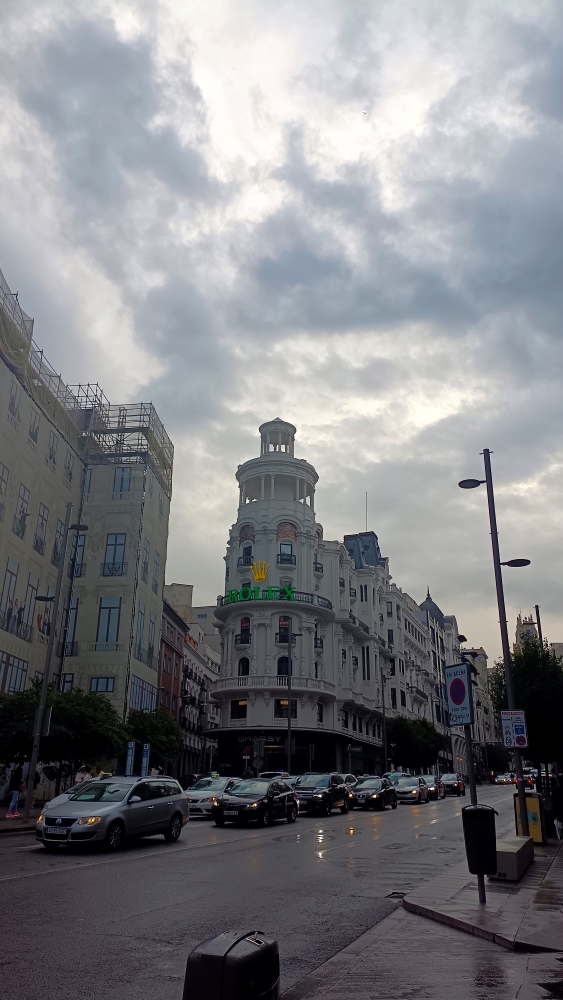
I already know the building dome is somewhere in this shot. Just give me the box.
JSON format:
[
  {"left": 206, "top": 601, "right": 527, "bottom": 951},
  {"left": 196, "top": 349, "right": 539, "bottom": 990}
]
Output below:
[{"left": 419, "top": 588, "right": 445, "bottom": 629}]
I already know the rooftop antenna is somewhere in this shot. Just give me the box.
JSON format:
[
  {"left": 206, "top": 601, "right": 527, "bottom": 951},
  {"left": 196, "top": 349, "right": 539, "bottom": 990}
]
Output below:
[{"left": 365, "top": 492, "right": 368, "bottom": 532}]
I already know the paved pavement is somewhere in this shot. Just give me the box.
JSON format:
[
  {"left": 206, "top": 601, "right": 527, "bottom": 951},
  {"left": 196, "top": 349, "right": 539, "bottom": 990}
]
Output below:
[{"left": 0, "top": 784, "right": 515, "bottom": 998}]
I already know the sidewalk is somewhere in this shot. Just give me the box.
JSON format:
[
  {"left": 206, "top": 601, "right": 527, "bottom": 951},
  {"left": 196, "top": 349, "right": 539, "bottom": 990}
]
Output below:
[
  {"left": 403, "top": 839, "right": 563, "bottom": 951},
  {"left": 0, "top": 808, "right": 41, "bottom": 835}
]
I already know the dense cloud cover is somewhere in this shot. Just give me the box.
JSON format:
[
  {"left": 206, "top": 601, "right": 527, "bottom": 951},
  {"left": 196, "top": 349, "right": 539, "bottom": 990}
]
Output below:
[{"left": 1, "top": 1, "right": 562, "bottom": 657}]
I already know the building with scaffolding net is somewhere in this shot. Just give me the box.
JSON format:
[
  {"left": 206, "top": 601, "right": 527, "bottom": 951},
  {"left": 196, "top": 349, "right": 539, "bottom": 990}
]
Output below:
[{"left": 0, "top": 266, "right": 174, "bottom": 719}]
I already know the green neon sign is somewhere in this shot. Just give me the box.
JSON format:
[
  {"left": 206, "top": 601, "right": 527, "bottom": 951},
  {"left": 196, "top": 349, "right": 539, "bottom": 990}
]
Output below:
[{"left": 227, "top": 585, "right": 295, "bottom": 603}]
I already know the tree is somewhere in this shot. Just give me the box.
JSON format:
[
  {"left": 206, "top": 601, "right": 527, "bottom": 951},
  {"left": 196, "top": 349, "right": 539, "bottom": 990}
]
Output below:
[
  {"left": 0, "top": 684, "right": 127, "bottom": 776},
  {"left": 490, "top": 637, "right": 563, "bottom": 766},
  {"left": 387, "top": 716, "right": 446, "bottom": 771},
  {"left": 126, "top": 710, "right": 184, "bottom": 770}
]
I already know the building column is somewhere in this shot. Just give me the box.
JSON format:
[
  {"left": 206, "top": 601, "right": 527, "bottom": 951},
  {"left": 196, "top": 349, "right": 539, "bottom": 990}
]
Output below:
[
  {"left": 270, "top": 474, "right": 275, "bottom": 499},
  {"left": 260, "top": 476, "right": 265, "bottom": 499}
]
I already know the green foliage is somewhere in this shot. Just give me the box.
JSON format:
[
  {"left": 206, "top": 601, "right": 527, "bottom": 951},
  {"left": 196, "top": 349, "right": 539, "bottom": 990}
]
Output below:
[
  {"left": 490, "top": 637, "right": 563, "bottom": 763},
  {"left": 486, "top": 742, "right": 511, "bottom": 775},
  {"left": 387, "top": 715, "right": 446, "bottom": 771},
  {"left": 0, "top": 684, "right": 127, "bottom": 768},
  {"left": 126, "top": 710, "right": 184, "bottom": 768}
]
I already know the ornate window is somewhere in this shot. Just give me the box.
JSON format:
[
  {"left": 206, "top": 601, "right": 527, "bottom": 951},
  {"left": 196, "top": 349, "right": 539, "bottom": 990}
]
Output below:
[
  {"left": 238, "top": 658, "right": 250, "bottom": 676},
  {"left": 239, "top": 524, "right": 255, "bottom": 544},
  {"left": 276, "top": 521, "right": 297, "bottom": 543}
]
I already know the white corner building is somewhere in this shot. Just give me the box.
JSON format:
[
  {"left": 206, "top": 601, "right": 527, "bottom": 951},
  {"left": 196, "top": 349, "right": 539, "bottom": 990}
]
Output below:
[{"left": 211, "top": 419, "right": 470, "bottom": 775}]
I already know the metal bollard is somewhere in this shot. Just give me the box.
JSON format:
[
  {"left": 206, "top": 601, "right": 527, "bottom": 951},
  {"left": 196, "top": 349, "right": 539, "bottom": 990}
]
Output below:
[{"left": 183, "top": 929, "right": 280, "bottom": 1000}]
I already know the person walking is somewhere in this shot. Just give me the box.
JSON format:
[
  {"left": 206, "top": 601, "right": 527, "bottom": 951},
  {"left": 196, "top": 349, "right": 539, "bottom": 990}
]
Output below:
[{"left": 6, "top": 768, "right": 25, "bottom": 818}]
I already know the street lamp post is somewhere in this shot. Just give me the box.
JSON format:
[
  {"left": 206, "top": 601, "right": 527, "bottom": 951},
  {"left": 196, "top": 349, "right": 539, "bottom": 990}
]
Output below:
[
  {"left": 22, "top": 506, "right": 88, "bottom": 822},
  {"left": 286, "top": 617, "right": 302, "bottom": 775},
  {"left": 459, "top": 448, "right": 530, "bottom": 837},
  {"left": 380, "top": 663, "right": 388, "bottom": 772}
]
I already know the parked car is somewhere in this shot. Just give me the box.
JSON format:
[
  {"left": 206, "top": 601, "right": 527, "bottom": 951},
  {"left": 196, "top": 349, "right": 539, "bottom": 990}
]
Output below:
[
  {"left": 441, "top": 773, "right": 466, "bottom": 796},
  {"left": 395, "top": 776, "right": 430, "bottom": 804},
  {"left": 343, "top": 773, "right": 358, "bottom": 803},
  {"left": 211, "top": 778, "right": 297, "bottom": 826},
  {"left": 185, "top": 777, "right": 241, "bottom": 817},
  {"left": 419, "top": 775, "right": 446, "bottom": 800},
  {"left": 494, "top": 773, "right": 513, "bottom": 786},
  {"left": 36, "top": 777, "right": 189, "bottom": 852},
  {"left": 294, "top": 773, "right": 350, "bottom": 816},
  {"left": 354, "top": 777, "right": 398, "bottom": 811},
  {"left": 259, "top": 771, "right": 290, "bottom": 779}
]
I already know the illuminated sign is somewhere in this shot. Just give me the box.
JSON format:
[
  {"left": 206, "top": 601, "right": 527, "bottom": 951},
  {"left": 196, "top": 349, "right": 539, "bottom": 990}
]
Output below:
[{"left": 227, "top": 585, "right": 295, "bottom": 603}]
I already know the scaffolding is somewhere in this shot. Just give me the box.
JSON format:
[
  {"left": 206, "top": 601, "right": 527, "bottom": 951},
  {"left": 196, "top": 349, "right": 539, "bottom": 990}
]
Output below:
[{"left": 0, "top": 268, "right": 174, "bottom": 497}]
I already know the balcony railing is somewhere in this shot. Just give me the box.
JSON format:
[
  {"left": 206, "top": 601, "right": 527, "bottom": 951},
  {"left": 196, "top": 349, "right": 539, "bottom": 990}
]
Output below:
[
  {"left": 313, "top": 562, "right": 323, "bottom": 574},
  {"left": 134, "top": 643, "right": 156, "bottom": 669},
  {"left": 33, "top": 534, "right": 45, "bottom": 556},
  {"left": 214, "top": 674, "right": 335, "bottom": 694},
  {"left": 68, "top": 560, "right": 86, "bottom": 578},
  {"left": 358, "top": 619, "right": 369, "bottom": 635},
  {"left": 237, "top": 555, "right": 253, "bottom": 567},
  {"left": 277, "top": 553, "right": 296, "bottom": 565},
  {"left": 275, "top": 632, "right": 296, "bottom": 645},
  {"left": 0, "top": 609, "right": 33, "bottom": 642},
  {"left": 13, "top": 514, "right": 27, "bottom": 539},
  {"left": 316, "top": 596, "right": 332, "bottom": 610},
  {"left": 412, "top": 687, "right": 428, "bottom": 702},
  {"left": 89, "top": 642, "right": 125, "bottom": 652},
  {"left": 339, "top": 578, "right": 345, "bottom": 588},
  {"left": 314, "top": 637, "right": 324, "bottom": 650},
  {"left": 51, "top": 546, "right": 61, "bottom": 568},
  {"left": 101, "top": 562, "right": 127, "bottom": 577},
  {"left": 235, "top": 633, "right": 252, "bottom": 646}
]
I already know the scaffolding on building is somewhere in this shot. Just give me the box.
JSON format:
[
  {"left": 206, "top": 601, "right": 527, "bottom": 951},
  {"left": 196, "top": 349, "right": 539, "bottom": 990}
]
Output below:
[{"left": 0, "top": 267, "right": 174, "bottom": 497}]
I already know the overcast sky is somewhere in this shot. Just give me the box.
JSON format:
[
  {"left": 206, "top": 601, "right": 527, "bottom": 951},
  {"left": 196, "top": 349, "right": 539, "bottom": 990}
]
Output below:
[{"left": 2, "top": 0, "right": 562, "bottom": 660}]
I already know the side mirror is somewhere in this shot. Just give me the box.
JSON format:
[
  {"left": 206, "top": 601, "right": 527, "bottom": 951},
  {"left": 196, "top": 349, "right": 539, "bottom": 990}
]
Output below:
[{"left": 129, "top": 795, "right": 141, "bottom": 804}]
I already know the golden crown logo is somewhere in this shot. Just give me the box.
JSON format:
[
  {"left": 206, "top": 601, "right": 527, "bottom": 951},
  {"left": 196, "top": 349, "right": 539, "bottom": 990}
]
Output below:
[{"left": 250, "top": 560, "right": 270, "bottom": 583}]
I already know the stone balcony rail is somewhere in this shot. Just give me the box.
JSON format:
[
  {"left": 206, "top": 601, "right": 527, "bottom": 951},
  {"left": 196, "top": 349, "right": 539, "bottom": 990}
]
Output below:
[{"left": 214, "top": 673, "right": 335, "bottom": 694}]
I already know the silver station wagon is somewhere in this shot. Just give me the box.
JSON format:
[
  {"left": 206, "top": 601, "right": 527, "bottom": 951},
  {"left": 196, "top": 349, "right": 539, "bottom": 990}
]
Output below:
[{"left": 36, "top": 777, "right": 189, "bottom": 851}]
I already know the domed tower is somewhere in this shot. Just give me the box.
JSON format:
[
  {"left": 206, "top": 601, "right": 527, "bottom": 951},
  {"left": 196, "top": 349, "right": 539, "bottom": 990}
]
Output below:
[{"left": 213, "top": 419, "right": 335, "bottom": 773}]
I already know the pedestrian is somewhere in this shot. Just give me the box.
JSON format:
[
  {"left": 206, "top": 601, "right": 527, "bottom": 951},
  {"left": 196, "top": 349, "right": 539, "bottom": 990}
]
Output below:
[
  {"left": 74, "top": 766, "right": 92, "bottom": 783},
  {"left": 552, "top": 775, "right": 563, "bottom": 840},
  {"left": 6, "top": 768, "right": 25, "bottom": 818}
]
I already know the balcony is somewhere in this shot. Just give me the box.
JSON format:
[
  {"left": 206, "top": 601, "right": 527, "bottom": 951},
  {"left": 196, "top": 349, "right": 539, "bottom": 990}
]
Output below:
[
  {"left": 314, "top": 637, "right": 324, "bottom": 650},
  {"left": 235, "top": 633, "right": 252, "bottom": 646},
  {"left": 316, "top": 596, "right": 332, "bottom": 610},
  {"left": 237, "top": 555, "right": 253, "bottom": 568},
  {"left": 349, "top": 587, "right": 357, "bottom": 599},
  {"left": 101, "top": 562, "right": 127, "bottom": 577},
  {"left": 33, "top": 534, "right": 45, "bottom": 556},
  {"left": 412, "top": 687, "right": 428, "bottom": 703},
  {"left": 88, "top": 642, "right": 125, "bottom": 653},
  {"left": 134, "top": 643, "right": 156, "bottom": 669},
  {"left": 313, "top": 561, "right": 323, "bottom": 574},
  {"left": 214, "top": 674, "right": 335, "bottom": 695},
  {"left": 0, "top": 609, "right": 33, "bottom": 642},
  {"left": 13, "top": 514, "right": 27, "bottom": 539},
  {"left": 68, "top": 560, "right": 87, "bottom": 578},
  {"left": 275, "top": 632, "right": 296, "bottom": 645},
  {"left": 277, "top": 553, "right": 296, "bottom": 566}
]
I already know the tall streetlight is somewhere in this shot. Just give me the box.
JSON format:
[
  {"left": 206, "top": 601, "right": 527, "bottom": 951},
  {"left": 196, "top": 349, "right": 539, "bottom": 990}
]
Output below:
[
  {"left": 459, "top": 448, "right": 531, "bottom": 836},
  {"left": 285, "top": 616, "right": 301, "bottom": 774},
  {"left": 380, "top": 663, "right": 388, "bottom": 773},
  {"left": 22, "top": 506, "right": 88, "bottom": 821}
]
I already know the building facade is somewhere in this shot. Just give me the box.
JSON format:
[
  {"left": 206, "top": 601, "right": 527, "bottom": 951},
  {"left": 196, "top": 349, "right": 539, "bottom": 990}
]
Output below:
[
  {"left": 209, "top": 419, "right": 466, "bottom": 775},
  {"left": 0, "top": 267, "right": 173, "bottom": 717}
]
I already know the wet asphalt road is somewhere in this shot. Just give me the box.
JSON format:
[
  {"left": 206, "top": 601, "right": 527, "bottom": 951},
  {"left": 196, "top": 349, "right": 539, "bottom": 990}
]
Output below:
[{"left": 1, "top": 785, "right": 515, "bottom": 999}]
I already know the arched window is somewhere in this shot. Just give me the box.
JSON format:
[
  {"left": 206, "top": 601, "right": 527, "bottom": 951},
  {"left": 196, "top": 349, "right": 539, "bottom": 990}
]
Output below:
[
  {"left": 314, "top": 661, "right": 319, "bottom": 679},
  {"left": 277, "top": 656, "right": 292, "bottom": 676},
  {"left": 238, "top": 657, "right": 250, "bottom": 676},
  {"left": 238, "top": 617, "right": 251, "bottom": 645}
]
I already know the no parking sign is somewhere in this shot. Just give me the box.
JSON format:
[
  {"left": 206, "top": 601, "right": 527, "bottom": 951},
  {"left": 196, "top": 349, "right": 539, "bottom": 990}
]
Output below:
[{"left": 444, "top": 662, "right": 474, "bottom": 726}]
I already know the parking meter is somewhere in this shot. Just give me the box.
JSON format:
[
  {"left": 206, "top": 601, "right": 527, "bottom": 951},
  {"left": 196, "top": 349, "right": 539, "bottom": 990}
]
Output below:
[
  {"left": 462, "top": 804, "right": 497, "bottom": 875},
  {"left": 183, "top": 929, "right": 280, "bottom": 1000}
]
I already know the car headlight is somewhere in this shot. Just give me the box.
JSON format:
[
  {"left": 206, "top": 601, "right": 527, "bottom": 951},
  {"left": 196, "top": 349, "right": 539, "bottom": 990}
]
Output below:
[
  {"left": 76, "top": 816, "right": 102, "bottom": 825},
  {"left": 248, "top": 802, "right": 259, "bottom": 809},
  {"left": 210, "top": 797, "right": 218, "bottom": 805},
  {"left": 411, "top": 789, "right": 418, "bottom": 794},
  {"left": 37, "top": 813, "right": 44, "bottom": 823},
  {"left": 313, "top": 793, "right": 324, "bottom": 799},
  {"left": 370, "top": 793, "right": 379, "bottom": 799}
]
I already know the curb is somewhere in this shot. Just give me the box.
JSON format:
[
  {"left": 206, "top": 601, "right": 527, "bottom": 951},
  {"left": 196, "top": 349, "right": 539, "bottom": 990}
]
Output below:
[{"left": 0, "top": 824, "right": 37, "bottom": 837}]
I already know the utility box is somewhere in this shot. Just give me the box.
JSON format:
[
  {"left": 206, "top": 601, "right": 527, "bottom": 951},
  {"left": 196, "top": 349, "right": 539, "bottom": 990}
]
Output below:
[
  {"left": 514, "top": 791, "right": 546, "bottom": 844},
  {"left": 462, "top": 804, "right": 497, "bottom": 875},
  {"left": 183, "top": 930, "right": 280, "bottom": 1000}
]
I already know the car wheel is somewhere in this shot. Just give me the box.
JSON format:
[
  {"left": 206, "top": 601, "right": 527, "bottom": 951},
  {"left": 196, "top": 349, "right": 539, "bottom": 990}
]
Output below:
[
  {"left": 340, "top": 799, "right": 349, "bottom": 814},
  {"left": 378, "top": 799, "right": 386, "bottom": 811},
  {"left": 164, "top": 813, "right": 182, "bottom": 842},
  {"left": 391, "top": 797, "right": 397, "bottom": 809},
  {"left": 417, "top": 794, "right": 421, "bottom": 804},
  {"left": 104, "top": 820, "right": 125, "bottom": 852},
  {"left": 214, "top": 817, "right": 225, "bottom": 827},
  {"left": 286, "top": 805, "right": 297, "bottom": 824},
  {"left": 256, "top": 809, "right": 269, "bottom": 827},
  {"left": 43, "top": 842, "right": 59, "bottom": 852}
]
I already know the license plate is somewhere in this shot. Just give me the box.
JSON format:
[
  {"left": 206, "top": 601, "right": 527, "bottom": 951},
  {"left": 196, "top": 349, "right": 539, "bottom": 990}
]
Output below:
[
  {"left": 224, "top": 810, "right": 238, "bottom": 816},
  {"left": 45, "top": 827, "right": 68, "bottom": 836}
]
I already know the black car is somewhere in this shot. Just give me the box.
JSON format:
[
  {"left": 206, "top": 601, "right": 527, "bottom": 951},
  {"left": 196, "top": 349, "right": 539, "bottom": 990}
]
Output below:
[
  {"left": 418, "top": 775, "right": 446, "bottom": 800},
  {"left": 294, "top": 773, "right": 350, "bottom": 816},
  {"left": 211, "top": 778, "right": 297, "bottom": 827},
  {"left": 353, "top": 777, "right": 398, "bottom": 811},
  {"left": 441, "top": 773, "right": 466, "bottom": 796}
]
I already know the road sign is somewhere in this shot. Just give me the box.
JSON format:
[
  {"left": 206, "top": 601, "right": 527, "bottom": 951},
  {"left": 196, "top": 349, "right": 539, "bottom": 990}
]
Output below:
[
  {"left": 125, "top": 741, "right": 135, "bottom": 776},
  {"left": 444, "top": 662, "right": 474, "bottom": 726},
  {"left": 501, "top": 710, "right": 528, "bottom": 748},
  {"left": 140, "top": 743, "right": 150, "bottom": 777}
]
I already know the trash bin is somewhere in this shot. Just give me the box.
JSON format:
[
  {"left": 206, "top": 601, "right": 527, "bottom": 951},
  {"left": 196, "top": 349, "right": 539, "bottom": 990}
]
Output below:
[
  {"left": 183, "top": 929, "right": 280, "bottom": 1000},
  {"left": 514, "top": 791, "right": 546, "bottom": 844},
  {"left": 461, "top": 804, "right": 497, "bottom": 875}
]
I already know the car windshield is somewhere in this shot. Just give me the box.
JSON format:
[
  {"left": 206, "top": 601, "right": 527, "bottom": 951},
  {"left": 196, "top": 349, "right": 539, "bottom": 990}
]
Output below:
[
  {"left": 360, "top": 780, "right": 383, "bottom": 790},
  {"left": 442, "top": 774, "right": 458, "bottom": 781},
  {"left": 231, "top": 780, "right": 270, "bottom": 795},
  {"left": 69, "top": 782, "right": 132, "bottom": 802},
  {"left": 295, "top": 775, "right": 329, "bottom": 788},
  {"left": 190, "top": 778, "right": 228, "bottom": 791},
  {"left": 396, "top": 778, "right": 418, "bottom": 788},
  {"left": 421, "top": 777, "right": 436, "bottom": 784}
]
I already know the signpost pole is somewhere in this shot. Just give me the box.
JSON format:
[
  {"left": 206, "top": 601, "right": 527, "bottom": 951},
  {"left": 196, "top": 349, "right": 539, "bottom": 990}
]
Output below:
[
  {"left": 287, "top": 617, "right": 292, "bottom": 775},
  {"left": 464, "top": 723, "right": 486, "bottom": 904},
  {"left": 482, "top": 449, "right": 529, "bottom": 837}
]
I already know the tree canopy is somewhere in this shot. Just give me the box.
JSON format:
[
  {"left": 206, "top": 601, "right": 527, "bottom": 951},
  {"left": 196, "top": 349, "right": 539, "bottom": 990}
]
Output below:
[
  {"left": 489, "top": 637, "right": 563, "bottom": 763},
  {"left": 126, "top": 709, "right": 184, "bottom": 768},
  {"left": 387, "top": 716, "right": 446, "bottom": 771}
]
